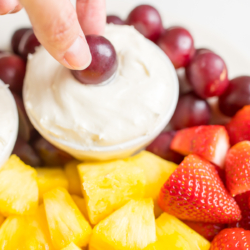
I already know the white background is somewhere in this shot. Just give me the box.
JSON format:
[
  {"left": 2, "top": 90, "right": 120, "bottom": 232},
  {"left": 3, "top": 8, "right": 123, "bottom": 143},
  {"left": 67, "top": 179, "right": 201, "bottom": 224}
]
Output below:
[
  {"left": 113, "top": 0, "right": 250, "bottom": 60},
  {"left": 0, "top": 0, "right": 250, "bottom": 76}
]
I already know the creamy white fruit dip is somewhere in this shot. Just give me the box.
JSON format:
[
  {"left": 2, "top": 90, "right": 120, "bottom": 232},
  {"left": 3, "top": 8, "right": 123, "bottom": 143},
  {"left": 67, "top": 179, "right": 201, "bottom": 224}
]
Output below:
[
  {"left": 24, "top": 24, "right": 178, "bottom": 160},
  {"left": 0, "top": 80, "right": 18, "bottom": 167}
]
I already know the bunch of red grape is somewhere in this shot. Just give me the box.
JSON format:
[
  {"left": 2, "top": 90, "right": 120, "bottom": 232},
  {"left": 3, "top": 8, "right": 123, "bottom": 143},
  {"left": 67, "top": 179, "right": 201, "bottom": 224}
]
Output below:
[{"left": 107, "top": 5, "right": 250, "bottom": 163}]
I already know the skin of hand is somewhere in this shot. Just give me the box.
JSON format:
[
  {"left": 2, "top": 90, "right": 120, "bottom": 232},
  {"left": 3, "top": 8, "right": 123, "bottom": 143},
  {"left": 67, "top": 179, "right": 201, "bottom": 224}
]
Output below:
[{"left": 0, "top": 0, "right": 106, "bottom": 70}]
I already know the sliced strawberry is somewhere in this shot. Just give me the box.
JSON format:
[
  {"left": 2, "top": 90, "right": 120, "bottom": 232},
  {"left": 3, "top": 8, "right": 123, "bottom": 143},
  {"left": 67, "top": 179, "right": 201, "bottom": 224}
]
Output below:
[
  {"left": 158, "top": 154, "right": 241, "bottom": 223},
  {"left": 229, "top": 191, "right": 250, "bottom": 230},
  {"left": 225, "top": 141, "right": 250, "bottom": 196},
  {"left": 170, "top": 125, "right": 230, "bottom": 168},
  {"left": 226, "top": 105, "right": 250, "bottom": 145},
  {"left": 210, "top": 228, "right": 250, "bottom": 250},
  {"left": 183, "top": 221, "right": 226, "bottom": 241}
]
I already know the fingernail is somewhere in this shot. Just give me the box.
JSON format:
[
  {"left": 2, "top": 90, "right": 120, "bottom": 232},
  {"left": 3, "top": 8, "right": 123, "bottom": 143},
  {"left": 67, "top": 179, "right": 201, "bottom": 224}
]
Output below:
[
  {"left": 64, "top": 36, "right": 92, "bottom": 70},
  {"left": 7, "top": 6, "right": 17, "bottom": 14}
]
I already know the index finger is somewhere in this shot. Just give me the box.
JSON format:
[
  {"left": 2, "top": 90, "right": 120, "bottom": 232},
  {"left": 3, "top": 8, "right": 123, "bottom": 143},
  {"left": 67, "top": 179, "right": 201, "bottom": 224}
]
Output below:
[
  {"left": 77, "top": 0, "right": 106, "bottom": 36},
  {"left": 19, "top": 0, "right": 91, "bottom": 70}
]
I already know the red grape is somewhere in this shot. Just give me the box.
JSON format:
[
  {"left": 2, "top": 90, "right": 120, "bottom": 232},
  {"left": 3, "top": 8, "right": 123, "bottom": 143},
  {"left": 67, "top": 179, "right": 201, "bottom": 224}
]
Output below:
[
  {"left": 11, "top": 28, "right": 32, "bottom": 55},
  {"left": 177, "top": 68, "right": 193, "bottom": 95},
  {"left": 208, "top": 97, "right": 231, "bottom": 125},
  {"left": 12, "top": 93, "right": 35, "bottom": 142},
  {"left": 186, "top": 51, "right": 229, "bottom": 98},
  {"left": 12, "top": 136, "right": 42, "bottom": 167},
  {"left": 107, "top": 15, "right": 124, "bottom": 25},
  {"left": 0, "top": 54, "right": 26, "bottom": 94},
  {"left": 146, "top": 131, "right": 184, "bottom": 164},
  {"left": 72, "top": 35, "right": 118, "bottom": 85},
  {"left": 157, "top": 27, "right": 195, "bottom": 69},
  {"left": 126, "top": 5, "right": 163, "bottom": 42},
  {"left": 195, "top": 48, "right": 213, "bottom": 56},
  {"left": 33, "top": 137, "right": 73, "bottom": 166},
  {"left": 18, "top": 30, "right": 40, "bottom": 60},
  {"left": 170, "top": 91, "right": 211, "bottom": 130},
  {"left": 218, "top": 76, "right": 250, "bottom": 117}
]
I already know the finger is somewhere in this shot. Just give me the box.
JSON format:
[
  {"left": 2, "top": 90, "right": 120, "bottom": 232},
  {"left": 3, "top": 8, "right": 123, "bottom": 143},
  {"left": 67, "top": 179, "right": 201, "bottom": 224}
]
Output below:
[
  {"left": 9, "top": 3, "right": 23, "bottom": 14},
  {"left": 77, "top": 0, "right": 106, "bottom": 36},
  {"left": 0, "top": 0, "right": 19, "bottom": 15},
  {"left": 19, "top": 0, "right": 91, "bottom": 70}
]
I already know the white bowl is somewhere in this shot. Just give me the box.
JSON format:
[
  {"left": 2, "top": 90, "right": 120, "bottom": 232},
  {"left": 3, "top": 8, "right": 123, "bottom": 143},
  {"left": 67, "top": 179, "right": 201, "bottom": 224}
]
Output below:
[{"left": 25, "top": 40, "right": 179, "bottom": 161}]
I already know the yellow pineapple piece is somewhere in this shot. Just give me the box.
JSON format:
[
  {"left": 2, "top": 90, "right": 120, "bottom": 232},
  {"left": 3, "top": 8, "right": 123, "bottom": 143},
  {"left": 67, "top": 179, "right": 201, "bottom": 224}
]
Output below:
[
  {"left": 0, "top": 215, "right": 26, "bottom": 249},
  {"left": 126, "top": 151, "right": 177, "bottom": 217},
  {"left": 65, "top": 160, "right": 82, "bottom": 196},
  {"left": 0, "top": 214, "right": 4, "bottom": 226},
  {"left": 0, "top": 155, "right": 38, "bottom": 216},
  {"left": 24, "top": 205, "right": 56, "bottom": 249},
  {"left": 71, "top": 195, "right": 90, "bottom": 223},
  {"left": 89, "top": 199, "right": 156, "bottom": 250},
  {"left": 37, "top": 167, "right": 68, "bottom": 201},
  {"left": 44, "top": 187, "right": 92, "bottom": 249},
  {"left": 0, "top": 205, "right": 55, "bottom": 249},
  {"left": 61, "top": 242, "right": 82, "bottom": 250},
  {"left": 78, "top": 160, "right": 146, "bottom": 225},
  {"left": 155, "top": 213, "right": 210, "bottom": 250},
  {"left": 144, "top": 232, "right": 191, "bottom": 250}
]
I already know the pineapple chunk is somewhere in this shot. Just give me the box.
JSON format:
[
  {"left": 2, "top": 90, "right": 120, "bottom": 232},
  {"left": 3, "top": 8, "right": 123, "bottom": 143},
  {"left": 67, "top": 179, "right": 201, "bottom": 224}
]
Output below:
[
  {"left": 0, "top": 214, "right": 4, "bottom": 226},
  {"left": 89, "top": 199, "right": 156, "bottom": 250},
  {"left": 61, "top": 242, "right": 82, "bottom": 250},
  {"left": 78, "top": 160, "right": 146, "bottom": 225},
  {"left": 44, "top": 187, "right": 92, "bottom": 249},
  {"left": 71, "top": 195, "right": 90, "bottom": 223},
  {"left": 156, "top": 213, "right": 210, "bottom": 250},
  {"left": 37, "top": 167, "right": 68, "bottom": 201},
  {"left": 0, "top": 205, "right": 55, "bottom": 249},
  {"left": 65, "top": 160, "right": 82, "bottom": 196},
  {"left": 24, "top": 205, "right": 55, "bottom": 249},
  {"left": 0, "top": 155, "right": 38, "bottom": 216},
  {"left": 0, "top": 215, "right": 26, "bottom": 249},
  {"left": 144, "top": 232, "right": 191, "bottom": 250},
  {"left": 126, "top": 151, "right": 177, "bottom": 217}
]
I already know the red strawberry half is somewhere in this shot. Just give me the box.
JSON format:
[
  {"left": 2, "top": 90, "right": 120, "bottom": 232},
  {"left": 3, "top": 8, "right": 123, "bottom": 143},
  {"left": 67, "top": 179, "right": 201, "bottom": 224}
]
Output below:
[
  {"left": 210, "top": 228, "right": 250, "bottom": 250},
  {"left": 229, "top": 191, "right": 250, "bottom": 230},
  {"left": 158, "top": 154, "right": 241, "bottom": 223},
  {"left": 183, "top": 221, "right": 226, "bottom": 241},
  {"left": 226, "top": 105, "right": 250, "bottom": 145},
  {"left": 170, "top": 125, "right": 230, "bottom": 168},
  {"left": 225, "top": 141, "right": 250, "bottom": 196}
]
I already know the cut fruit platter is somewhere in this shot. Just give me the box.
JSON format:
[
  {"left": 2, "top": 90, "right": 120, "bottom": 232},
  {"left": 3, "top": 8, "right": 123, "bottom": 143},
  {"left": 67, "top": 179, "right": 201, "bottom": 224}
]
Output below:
[{"left": 0, "top": 1, "right": 250, "bottom": 250}]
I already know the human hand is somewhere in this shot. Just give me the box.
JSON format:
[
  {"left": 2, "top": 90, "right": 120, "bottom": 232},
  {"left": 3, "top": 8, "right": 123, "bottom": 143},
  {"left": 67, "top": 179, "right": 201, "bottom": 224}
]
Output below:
[{"left": 0, "top": 0, "right": 106, "bottom": 70}]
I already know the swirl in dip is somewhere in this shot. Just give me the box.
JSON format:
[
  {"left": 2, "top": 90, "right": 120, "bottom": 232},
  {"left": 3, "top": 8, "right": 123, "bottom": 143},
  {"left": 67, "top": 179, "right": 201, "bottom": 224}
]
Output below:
[
  {"left": 24, "top": 25, "right": 178, "bottom": 160},
  {"left": 0, "top": 80, "right": 18, "bottom": 167}
]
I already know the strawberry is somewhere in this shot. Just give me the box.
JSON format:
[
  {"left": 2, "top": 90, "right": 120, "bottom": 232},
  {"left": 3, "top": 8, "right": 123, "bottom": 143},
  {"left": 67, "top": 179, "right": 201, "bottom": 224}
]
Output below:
[
  {"left": 229, "top": 191, "right": 250, "bottom": 230},
  {"left": 210, "top": 228, "right": 250, "bottom": 250},
  {"left": 158, "top": 154, "right": 241, "bottom": 223},
  {"left": 226, "top": 105, "right": 250, "bottom": 146},
  {"left": 170, "top": 125, "right": 230, "bottom": 168},
  {"left": 183, "top": 221, "right": 226, "bottom": 241},
  {"left": 225, "top": 141, "right": 250, "bottom": 196}
]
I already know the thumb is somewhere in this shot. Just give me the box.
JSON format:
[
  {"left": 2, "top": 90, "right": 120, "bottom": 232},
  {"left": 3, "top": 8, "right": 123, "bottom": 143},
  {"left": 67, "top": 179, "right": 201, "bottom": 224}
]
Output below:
[{"left": 20, "top": 0, "right": 91, "bottom": 70}]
